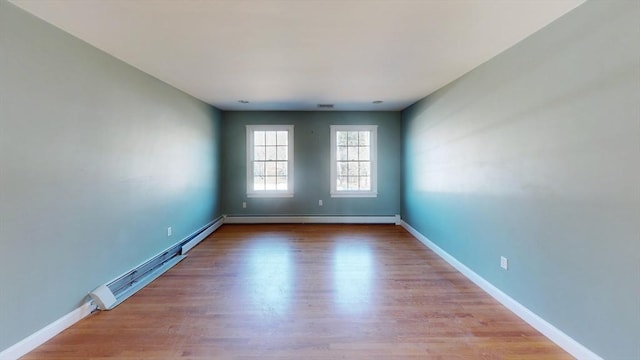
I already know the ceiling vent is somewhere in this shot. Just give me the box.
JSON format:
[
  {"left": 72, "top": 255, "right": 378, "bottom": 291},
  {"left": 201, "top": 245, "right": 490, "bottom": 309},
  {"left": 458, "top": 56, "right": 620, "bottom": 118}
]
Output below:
[{"left": 317, "top": 104, "right": 334, "bottom": 109}]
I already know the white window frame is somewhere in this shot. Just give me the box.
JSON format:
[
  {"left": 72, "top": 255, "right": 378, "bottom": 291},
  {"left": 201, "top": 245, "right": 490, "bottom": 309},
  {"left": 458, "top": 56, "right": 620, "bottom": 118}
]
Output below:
[
  {"left": 330, "top": 125, "right": 378, "bottom": 198},
  {"left": 246, "top": 124, "right": 294, "bottom": 198}
]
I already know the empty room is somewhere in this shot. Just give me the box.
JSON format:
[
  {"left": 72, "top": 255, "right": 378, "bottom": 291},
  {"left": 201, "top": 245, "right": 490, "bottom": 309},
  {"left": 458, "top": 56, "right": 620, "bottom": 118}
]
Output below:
[{"left": 1, "top": 0, "right": 638, "bottom": 359}]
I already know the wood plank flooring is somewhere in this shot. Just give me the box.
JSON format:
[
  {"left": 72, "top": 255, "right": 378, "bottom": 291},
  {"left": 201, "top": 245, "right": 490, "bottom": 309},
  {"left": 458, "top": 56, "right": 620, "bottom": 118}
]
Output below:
[{"left": 23, "top": 224, "right": 572, "bottom": 359}]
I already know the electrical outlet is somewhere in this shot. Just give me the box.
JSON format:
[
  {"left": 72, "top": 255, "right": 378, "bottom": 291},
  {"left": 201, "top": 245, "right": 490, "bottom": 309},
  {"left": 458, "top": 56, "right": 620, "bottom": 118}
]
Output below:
[
  {"left": 500, "top": 256, "right": 508, "bottom": 270},
  {"left": 167, "top": 227, "right": 172, "bottom": 237},
  {"left": 242, "top": 201, "right": 247, "bottom": 209},
  {"left": 318, "top": 199, "right": 323, "bottom": 206}
]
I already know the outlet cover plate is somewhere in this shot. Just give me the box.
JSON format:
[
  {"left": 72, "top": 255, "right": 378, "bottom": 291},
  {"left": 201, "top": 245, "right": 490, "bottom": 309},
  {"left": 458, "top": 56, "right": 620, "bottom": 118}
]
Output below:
[{"left": 500, "top": 256, "right": 508, "bottom": 270}]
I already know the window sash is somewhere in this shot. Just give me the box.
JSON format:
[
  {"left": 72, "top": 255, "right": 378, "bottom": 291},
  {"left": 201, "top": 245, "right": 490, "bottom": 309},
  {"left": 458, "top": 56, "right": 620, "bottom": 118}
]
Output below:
[
  {"left": 246, "top": 125, "right": 294, "bottom": 198},
  {"left": 330, "top": 125, "right": 377, "bottom": 197}
]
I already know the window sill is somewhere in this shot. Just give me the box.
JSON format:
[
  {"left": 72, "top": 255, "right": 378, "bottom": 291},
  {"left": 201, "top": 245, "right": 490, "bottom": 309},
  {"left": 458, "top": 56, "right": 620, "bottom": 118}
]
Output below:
[
  {"left": 247, "top": 193, "right": 294, "bottom": 198},
  {"left": 330, "top": 192, "right": 378, "bottom": 198}
]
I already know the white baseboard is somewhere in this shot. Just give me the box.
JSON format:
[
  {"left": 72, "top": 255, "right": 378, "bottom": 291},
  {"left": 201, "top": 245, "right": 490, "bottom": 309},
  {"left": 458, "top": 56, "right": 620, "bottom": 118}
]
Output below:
[
  {"left": 4, "top": 218, "right": 598, "bottom": 360},
  {"left": 0, "top": 302, "right": 97, "bottom": 360},
  {"left": 181, "top": 216, "right": 225, "bottom": 254},
  {"left": 0, "top": 216, "right": 226, "bottom": 360},
  {"left": 224, "top": 215, "right": 399, "bottom": 224},
  {"left": 99, "top": 217, "right": 224, "bottom": 287},
  {"left": 400, "top": 221, "right": 603, "bottom": 360}
]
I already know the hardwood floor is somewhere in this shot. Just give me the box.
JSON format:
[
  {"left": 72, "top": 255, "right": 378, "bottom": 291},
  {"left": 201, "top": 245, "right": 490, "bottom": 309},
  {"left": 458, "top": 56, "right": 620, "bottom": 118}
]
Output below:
[{"left": 23, "top": 224, "right": 572, "bottom": 359}]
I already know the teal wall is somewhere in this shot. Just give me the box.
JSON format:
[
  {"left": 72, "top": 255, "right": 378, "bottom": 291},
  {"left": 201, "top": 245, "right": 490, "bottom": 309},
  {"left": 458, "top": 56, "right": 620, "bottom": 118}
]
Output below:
[
  {"left": 221, "top": 112, "right": 401, "bottom": 216},
  {"left": 401, "top": 1, "right": 639, "bottom": 359},
  {"left": 0, "top": 2, "right": 222, "bottom": 352}
]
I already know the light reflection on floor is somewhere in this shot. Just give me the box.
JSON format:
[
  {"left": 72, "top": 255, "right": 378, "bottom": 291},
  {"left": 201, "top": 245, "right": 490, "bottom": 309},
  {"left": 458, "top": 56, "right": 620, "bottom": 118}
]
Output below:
[
  {"left": 332, "top": 241, "right": 373, "bottom": 313},
  {"left": 246, "top": 239, "right": 292, "bottom": 317},
  {"left": 244, "top": 236, "right": 375, "bottom": 317}
]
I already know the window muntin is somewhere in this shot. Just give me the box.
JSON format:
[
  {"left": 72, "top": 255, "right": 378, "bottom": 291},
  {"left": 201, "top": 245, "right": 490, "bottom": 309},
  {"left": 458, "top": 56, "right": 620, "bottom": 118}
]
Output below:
[
  {"left": 246, "top": 125, "right": 294, "bottom": 197},
  {"left": 330, "top": 125, "right": 377, "bottom": 197}
]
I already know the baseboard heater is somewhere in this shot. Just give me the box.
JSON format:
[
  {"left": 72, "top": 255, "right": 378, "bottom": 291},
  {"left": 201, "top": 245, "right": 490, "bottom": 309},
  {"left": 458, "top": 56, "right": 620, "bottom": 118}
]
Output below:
[{"left": 89, "top": 216, "right": 223, "bottom": 310}]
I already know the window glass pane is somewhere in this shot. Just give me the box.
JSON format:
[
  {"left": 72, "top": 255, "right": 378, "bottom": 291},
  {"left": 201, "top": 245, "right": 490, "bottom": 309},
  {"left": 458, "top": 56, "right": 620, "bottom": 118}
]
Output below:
[
  {"left": 254, "top": 162, "right": 265, "bottom": 176},
  {"left": 265, "top": 146, "right": 277, "bottom": 161},
  {"left": 337, "top": 146, "right": 348, "bottom": 161},
  {"left": 358, "top": 131, "right": 370, "bottom": 146},
  {"left": 347, "top": 146, "right": 358, "bottom": 161},
  {"left": 254, "top": 131, "right": 265, "bottom": 145},
  {"left": 348, "top": 162, "right": 359, "bottom": 176},
  {"left": 347, "top": 177, "right": 359, "bottom": 190},
  {"left": 248, "top": 126, "right": 293, "bottom": 195},
  {"left": 359, "top": 162, "right": 370, "bottom": 176},
  {"left": 331, "top": 126, "right": 375, "bottom": 195},
  {"left": 254, "top": 176, "right": 265, "bottom": 191},
  {"left": 337, "top": 162, "right": 348, "bottom": 176},
  {"left": 358, "top": 146, "right": 370, "bottom": 161},
  {"left": 276, "top": 177, "right": 288, "bottom": 190},
  {"left": 276, "top": 161, "right": 287, "bottom": 176},
  {"left": 254, "top": 146, "right": 266, "bottom": 160},
  {"left": 276, "top": 146, "right": 287, "bottom": 160},
  {"left": 337, "top": 131, "right": 348, "bottom": 146},
  {"left": 347, "top": 131, "right": 358, "bottom": 146},
  {"left": 359, "top": 176, "right": 370, "bottom": 190},
  {"left": 337, "top": 177, "right": 348, "bottom": 191},
  {"left": 265, "top": 176, "right": 277, "bottom": 190},
  {"left": 265, "top": 162, "right": 276, "bottom": 176},
  {"left": 265, "top": 131, "right": 277, "bottom": 145},
  {"left": 277, "top": 131, "right": 288, "bottom": 145}
]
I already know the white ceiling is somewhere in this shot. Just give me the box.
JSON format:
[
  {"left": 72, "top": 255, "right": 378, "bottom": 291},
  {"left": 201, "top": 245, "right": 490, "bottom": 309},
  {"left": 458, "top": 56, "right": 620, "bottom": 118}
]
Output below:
[{"left": 11, "top": 0, "right": 584, "bottom": 111}]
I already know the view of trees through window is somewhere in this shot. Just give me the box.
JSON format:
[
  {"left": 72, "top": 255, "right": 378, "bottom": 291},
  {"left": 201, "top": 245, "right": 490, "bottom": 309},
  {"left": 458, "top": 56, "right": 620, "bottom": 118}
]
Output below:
[
  {"left": 253, "top": 130, "right": 289, "bottom": 191},
  {"left": 336, "top": 130, "right": 371, "bottom": 191}
]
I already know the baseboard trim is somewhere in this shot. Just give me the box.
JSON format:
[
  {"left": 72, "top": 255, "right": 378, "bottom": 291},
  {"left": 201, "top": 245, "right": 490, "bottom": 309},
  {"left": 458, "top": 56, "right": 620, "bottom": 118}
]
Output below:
[
  {"left": 0, "top": 216, "right": 226, "bottom": 360},
  {"left": 181, "top": 216, "right": 225, "bottom": 254},
  {"left": 5, "top": 218, "right": 598, "bottom": 359},
  {"left": 400, "top": 220, "right": 603, "bottom": 360},
  {"left": 0, "top": 302, "right": 96, "bottom": 360},
  {"left": 223, "top": 215, "right": 399, "bottom": 224}
]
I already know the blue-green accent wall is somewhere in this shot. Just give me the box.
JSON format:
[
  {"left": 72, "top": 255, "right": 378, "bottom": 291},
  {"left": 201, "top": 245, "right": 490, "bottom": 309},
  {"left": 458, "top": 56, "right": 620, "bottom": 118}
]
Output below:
[
  {"left": 221, "top": 111, "right": 401, "bottom": 216},
  {"left": 0, "top": 1, "right": 222, "bottom": 351},
  {"left": 401, "top": 1, "right": 640, "bottom": 359}
]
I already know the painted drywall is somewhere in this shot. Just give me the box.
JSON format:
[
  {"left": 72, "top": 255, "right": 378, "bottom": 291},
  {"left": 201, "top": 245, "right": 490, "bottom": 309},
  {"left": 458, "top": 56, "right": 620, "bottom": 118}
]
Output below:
[
  {"left": 221, "top": 111, "right": 401, "bottom": 216},
  {"left": 0, "top": 1, "right": 222, "bottom": 352},
  {"left": 401, "top": 1, "right": 639, "bottom": 359}
]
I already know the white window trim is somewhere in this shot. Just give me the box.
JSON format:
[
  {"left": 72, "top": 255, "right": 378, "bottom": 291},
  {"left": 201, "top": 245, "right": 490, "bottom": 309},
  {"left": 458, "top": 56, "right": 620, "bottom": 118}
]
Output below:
[
  {"left": 330, "top": 125, "right": 378, "bottom": 198},
  {"left": 246, "top": 124, "right": 294, "bottom": 198}
]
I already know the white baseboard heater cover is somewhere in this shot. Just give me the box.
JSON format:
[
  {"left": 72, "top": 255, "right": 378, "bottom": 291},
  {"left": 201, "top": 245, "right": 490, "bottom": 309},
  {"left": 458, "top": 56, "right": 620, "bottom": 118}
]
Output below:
[
  {"left": 89, "top": 285, "right": 117, "bottom": 310},
  {"left": 89, "top": 217, "right": 222, "bottom": 311},
  {"left": 180, "top": 216, "right": 223, "bottom": 254},
  {"left": 89, "top": 255, "right": 186, "bottom": 310}
]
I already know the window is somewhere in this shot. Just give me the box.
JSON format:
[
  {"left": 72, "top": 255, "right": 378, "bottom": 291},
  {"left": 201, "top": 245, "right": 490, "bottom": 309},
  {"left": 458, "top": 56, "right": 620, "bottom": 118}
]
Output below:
[
  {"left": 246, "top": 125, "right": 294, "bottom": 197},
  {"left": 330, "top": 125, "right": 377, "bottom": 197}
]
